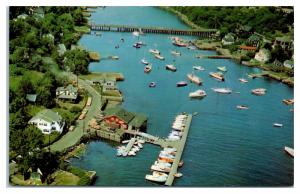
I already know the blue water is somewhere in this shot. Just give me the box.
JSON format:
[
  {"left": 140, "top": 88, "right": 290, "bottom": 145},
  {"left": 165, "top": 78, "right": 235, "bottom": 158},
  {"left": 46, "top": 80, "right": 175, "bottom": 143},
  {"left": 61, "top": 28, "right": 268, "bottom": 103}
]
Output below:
[{"left": 70, "top": 7, "right": 294, "bottom": 186}]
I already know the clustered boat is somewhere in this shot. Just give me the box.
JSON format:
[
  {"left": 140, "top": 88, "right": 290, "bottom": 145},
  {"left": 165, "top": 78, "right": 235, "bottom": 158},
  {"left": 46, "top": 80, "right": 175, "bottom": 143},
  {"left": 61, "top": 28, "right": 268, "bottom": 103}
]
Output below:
[
  {"left": 251, "top": 88, "right": 266, "bottom": 95},
  {"left": 189, "top": 90, "right": 207, "bottom": 99},
  {"left": 239, "top": 78, "right": 248, "bottom": 83},
  {"left": 212, "top": 88, "right": 232, "bottom": 94},
  {"left": 217, "top": 66, "right": 227, "bottom": 72},
  {"left": 193, "top": 66, "right": 205, "bottom": 71},
  {"left": 282, "top": 99, "right": 294, "bottom": 105},
  {"left": 187, "top": 73, "right": 202, "bottom": 85},
  {"left": 166, "top": 64, "right": 177, "bottom": 72},
  {"left": 141, "top": 59, "right": 149, "bottom": 65},
  {"left": 155, "top": 54, "right": 165, "bottom": 60},
  {"left": 144, "top": 64, "right": 152, "bottom": 73},
  {"left": 176, "top": 81, "right": 188, "bottom": 87},
  {"left": 117, "top": 138, "right": 145, "bottom": 157},
  {"left": 209, "top": 72, "right": 225, "bottom": 81},
  {"left": 236, "top": 105, "right": 249, "bottom": 110},
  {"left": 171, "top": 50, "right": 181, "bottom": 56},
  {"left": 149, "top": 49, "right": 160, "bottom": 55},
  {"left": 284, "top": 146, "right": 294, "bottom": 158}
]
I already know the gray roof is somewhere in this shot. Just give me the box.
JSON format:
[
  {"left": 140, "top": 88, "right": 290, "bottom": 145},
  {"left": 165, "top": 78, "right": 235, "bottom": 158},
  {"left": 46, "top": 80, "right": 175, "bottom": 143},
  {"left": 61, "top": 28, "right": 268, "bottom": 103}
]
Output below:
[
  {"left": 30, "top": 109, "right": 62, "bottom": 123},
  {"left": 56, "top": 84, "right": 78, "bottom": 93},
  {"left": 26, "top": 94, "right": 37, "bottom": 102}
]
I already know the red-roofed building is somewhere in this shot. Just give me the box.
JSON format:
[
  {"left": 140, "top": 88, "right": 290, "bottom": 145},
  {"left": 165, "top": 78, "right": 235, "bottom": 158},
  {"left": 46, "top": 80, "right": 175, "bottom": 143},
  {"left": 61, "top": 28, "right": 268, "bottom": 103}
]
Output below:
[{"left": 239, "top": 45, "right": 257, "bottom": 51}]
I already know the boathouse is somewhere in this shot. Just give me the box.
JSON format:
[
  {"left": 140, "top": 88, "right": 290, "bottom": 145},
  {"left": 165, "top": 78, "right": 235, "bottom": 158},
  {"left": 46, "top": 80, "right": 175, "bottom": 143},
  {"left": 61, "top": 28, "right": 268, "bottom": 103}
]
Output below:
[{"left": 103, "top": 106, "right": 147, "bottom": 131}]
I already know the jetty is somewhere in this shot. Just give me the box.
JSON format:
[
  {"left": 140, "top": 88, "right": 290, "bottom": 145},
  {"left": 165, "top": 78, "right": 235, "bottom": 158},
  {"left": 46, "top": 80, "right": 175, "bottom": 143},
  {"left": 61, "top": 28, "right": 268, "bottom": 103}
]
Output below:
[
  {"left": 123, "top": 138, "right": 136, "bottom": 156},
  {"left": 90, "top": 24, "right": 217, "bottom": 38}
]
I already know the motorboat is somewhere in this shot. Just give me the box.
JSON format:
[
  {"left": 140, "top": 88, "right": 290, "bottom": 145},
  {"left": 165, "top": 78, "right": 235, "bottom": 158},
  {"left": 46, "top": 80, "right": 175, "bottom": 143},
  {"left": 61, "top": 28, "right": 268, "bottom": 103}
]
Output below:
[
  {"left": 187, "top": 45, "right": 197, "bottom": 50},
  {"left": 217, "top": 66, "right": 227, "bottom": 72},
  {"left": 209, "top": 72, "right": 225, "bottom": 81},
  {"left": 166, "top": 64, "right": 177, "bottom": 72},
  {"left": 236, "top": 105, "right": 249, "bottom": 110},
  {"left": 239, "top": 78, "right": 248, "bottom": 83},
  {"left": 149, "top": 82, "right": 156, "bottom": 88},
  {"left": 121, "top": 140, "right": 130, "bottom": 144},
  {"left": 189, "top": 89, "right": 207, "bottom": 98},
  {"left": 158, "top": 157, "right": 174, "bottom": 163},
  {"left": 155, "top": 54, "right": 165, "bottom": 60},
  {"left": 178, "top": 160, "right": 184, "bottom": 167},
  {"left": 212, "top": 88, "right": 232, "bottom": 94},
  {"left": 137, "top": 143, "right": 143, "bottom": 149},
  {"left": 137, "top": 139, "right": 145, "bottom": 144},
  {"left": 187, "top": 73, "right": 202, "bottom": 85},
  {"left": 193, "top": 66, "right": 205, "bottom": 71},
  {"left": 151, "top": 164, "right": 171, "bottom": 173},
  {"left": 141, "top": 59, "right": 149, "bottom": 65},
  {"left": 136, "top": 41, "right": 146, "bottom": 46},
  {"left": 282, "top": 99, "right": 294, "bottom": 105},
  {"left": 128, "top": 150, "right": 136, "bottom": 156},
  {"left": 173, "top": 41, "right": 188, "bottom": 47},
  {"left": 171, "top": 50, "right": 181, "bottom": 56},
  {"left": 251, "top": 88, "right": 266, "bottom": 95},
  {"left": 160, "top": 150, "right": 176, "bottom": 156},
  {"left": 111, "top": 56, "right": 119, "bottom": 60},
  {"left": 154, "top": 160, "right": 172, "bottom": 168},
  {"left": 163, "top": 147, "right": 177, "bottom": 152},
  {"left": 273, "top": 123, "right": 283, "bottom": 127},
  {"left": 174, "top": 172, "right": 183, "bottom": 178},
  {"left": 144, "top": 64, "right": 152, "bottom": 73},
  {"left": 133, "top": 43, "right": 141, "bottom": 48},
  {"left": 149, "top": 49, "right": 160, "bottom": 55},
  {"left": 159, "top": 153, "right": 175, "bottom": 159},
  {"left": 176, "top": 81, "right": 188, "bottom": 87},
  {"left": 145, "top": 172, "right": 167, "bottom": 183},
  {"left": 284, "top": 146, "right": 294, "bottom": 157}
]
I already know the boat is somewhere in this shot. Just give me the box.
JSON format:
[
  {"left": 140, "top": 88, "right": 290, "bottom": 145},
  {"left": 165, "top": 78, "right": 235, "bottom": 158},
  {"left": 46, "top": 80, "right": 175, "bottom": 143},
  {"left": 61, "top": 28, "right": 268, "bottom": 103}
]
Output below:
[
  {"left": 149, "top": 49, "right": 160, "bottom": 55},
  {"left": 133, "top": 43, "right": 141, "bottom": 48},
  {"left": 174, "top": 172, "right": 183, "bottom": 178},
  {"left": 144, "top": 64, "right": 152, "bottom": 73},
  {"left": 282, "top": 99, "right": 294, "bottom": 105},
  {"left": 122, "top": 140, "right": 130, "bottom": 144},
  {"left": 273, "top": 123, "right": 283, "bottom": 127},
  {"left": 145, "top": 172, "right": 168, "bottom": 183},
  {"left": 178, "top": 160, "right": 184, "bottom": 167},
  {"left": 128, "top": 150, "right": 136, "bottom": 156},
  {"left": 151, "top": 164, "right": 171, "bottom": 173},
  {"left": 137, "top": 143, "right": 143, "bottom": 149},
  {"left": 217, "top": 66, "right": 227, "bottom": 72},
  {"left": 136, "top": 41, "right": 146, "bottom": 46},
  {"left": 176, "top": 81, "right": 188, "bottom": 87},
  {"left": 187, "top": 73, "right": 202, "bottom": 85},
  {"left": 209, "top": 72, "right": 225, "bottom": 81},
  {"left": 212, "top": 88, "right": 232, "bottom": 94},
  {"left": 166, "top": 64, "right": 177, "bottom": 72},
  {"left": 137, "top": 139, "right": 145, "bottom": 144},
  {"left": 155, "top": 54, "right": 165, "bottom": 60},
  {"left": 141, "top": 59, "right": 149, "bottom": 65},
  {"left": 284, "top": 146, "right": 294, "bottom": 157},
  {"left": 173, "top": 41, "right": 188, "bottom": 47},
  {"left": 171, "top": 50, "right": 181, "bottom": 56},
  {"left": 132, "top": 31, "right": 140, "bottom": 36},
  {"left": 159, "top": 157, "right": 174, "bottom": 163},
  {"left": 187, "top": 45, "right": 197, "bottom": 50},
  {"left": 189, "top": 90, "right": 207, "bottom": 98},
  {"left": 95, "top": 32, "right": 101, "bottom": 36},
  {"left": 163, "top": 147, "right": 177, "bottom": 152},
  {"left": 111, "top": 56, "right": 119, "bottom": 60},
  {"left": 239, "top": 78, "right": 248, "bottom": 83},
  {"left": 236, "top": 105, "right": 249, "bottom": 110},
  {"left": 251, "top": 88, "right": 266, "bottom": 96},
  {"left": 154, "top": 160, "right": 172, "bottom": 167},
  {"left": 193, "top": 66, "right": 205, "bottom": 71},
  {"left": 149, "top": 82, "right": 156, "bottom": 88}
]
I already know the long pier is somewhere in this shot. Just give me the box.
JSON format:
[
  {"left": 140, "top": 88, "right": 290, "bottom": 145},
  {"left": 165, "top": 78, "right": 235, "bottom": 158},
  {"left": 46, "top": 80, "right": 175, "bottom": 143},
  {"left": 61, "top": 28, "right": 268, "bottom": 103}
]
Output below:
[
  {"left": 124, "top": 114, "right": 193, "bottom": 186},
  {"left": 90, "top": 24, "right": 217, "bottom": 38}
]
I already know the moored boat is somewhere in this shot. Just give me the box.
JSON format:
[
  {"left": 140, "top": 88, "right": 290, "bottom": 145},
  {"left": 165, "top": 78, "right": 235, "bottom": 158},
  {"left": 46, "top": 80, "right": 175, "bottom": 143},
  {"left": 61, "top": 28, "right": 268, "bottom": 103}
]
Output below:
[
  {"left": 209, "top": 72, "right": 225, "bottom": 81},
  {"left": 212, "top": 88, "right": 232, "bottom": 94},
  {"left": 217, "top": 66, "right": 227, "bottom": 72},
  {"left": 284, "top": 146, "right": 294, "bottom": 157},
  {"left": 149, "top": 82, "right": 156, "bottom": 88},
  {"left": 154, "top": 54, "right": 165, "bottom": 60},
  {"left": 282, "top": 99, "right": 294, "bottom": 105},
  {"left": 159, "top": 157, "right": 174, "bottom": 163},
  {"left": 173, "top": 41, "right": 188, "bottom": 47},
  {"left": 193, "top": 66, "right": 205, "bottom": 71},
  {"left": 149, "top": 49, "right": 160, "bottom": 55},
  {"left": 174, "top": 172, "right": 183, "bottom": 178},
  {"left": 166, "top": 64, "right": 177, "bottom": 72},
  {"left": 151, "top": 164, "right": 171, "bottom": 173},
  {"left": 251, "top": 88, "right": 266, "bottom": 95},
  {"left": 144, "top": 64, "right": 152, "bottom": 73},
  {"left": 273, "top": 123, "right": 283, "bottom": 127},
  {"left": 171, "top": 50, "right": 181, "bottom": 56},
  {"left": 133, "top": 43, "right": 141, "bottom": 48},
  {"left": 189, "top": 90, "right": 207, "bottom": 98},
  {"left": 239, "top": 78, "right": 248, "bottom": 83},
  {"left": 236, "top": 105, "right": 249, "bottom": 110},
  {"left": 187, "top": 45, "right": 197, "bottom": 50},
  {"left": 111, "top": 56, "right": 119, "bottom": 60},
  {"left": 176, "top": 81, "right": 188, "bottom": 87},
  {"left": 141, "top": 59, "right": 149, "bottom": 65},
  {"left": 187, "top": 73, "right": 202, "bottom": 85},
  {"left": 145, "top": 172, "right": 167, "bottom": 183}
]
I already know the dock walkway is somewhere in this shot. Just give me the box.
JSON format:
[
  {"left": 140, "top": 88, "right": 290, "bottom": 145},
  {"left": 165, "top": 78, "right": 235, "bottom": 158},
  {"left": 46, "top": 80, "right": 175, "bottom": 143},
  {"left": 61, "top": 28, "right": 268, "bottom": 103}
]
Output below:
[{"left": 123, "top": 138, "right": 136, "bottom": 156}]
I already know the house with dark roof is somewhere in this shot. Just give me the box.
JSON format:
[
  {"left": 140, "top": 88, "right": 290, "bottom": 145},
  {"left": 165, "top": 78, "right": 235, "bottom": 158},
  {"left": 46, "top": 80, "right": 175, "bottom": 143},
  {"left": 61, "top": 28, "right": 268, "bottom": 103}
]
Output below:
[
  {"left": 103, "top": 106, "right": 147, "bottom": 131},
  {"left": 56, "top": 84, "right": 78, "bottom": 101},
  {"left": 28, "top": 109, "right": 65, "bottom": 134}
]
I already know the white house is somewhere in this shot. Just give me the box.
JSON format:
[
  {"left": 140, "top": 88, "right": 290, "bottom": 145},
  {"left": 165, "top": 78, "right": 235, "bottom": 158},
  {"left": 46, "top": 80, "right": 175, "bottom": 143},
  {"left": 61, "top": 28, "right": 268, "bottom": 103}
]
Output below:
[
  {"left": 28, "top": 109, "right": 65, "bottom": 134},
  {"left": 254, "top": 48, "right": 271, "bottom": 63}
]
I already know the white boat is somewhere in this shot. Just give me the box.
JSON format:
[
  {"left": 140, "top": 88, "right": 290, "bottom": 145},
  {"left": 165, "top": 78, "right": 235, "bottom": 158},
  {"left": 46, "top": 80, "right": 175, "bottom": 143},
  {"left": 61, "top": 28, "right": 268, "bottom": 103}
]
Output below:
[
  {"left": 137, "top": 139, "right": 145, "bottom": 144},
  {"left": 121, "top": 140, "right": 130, "bottom": 144},
  {"left": 217, "top": 66, "right": 227, "bottom": 72},
  {"left": 187, "top": 73, "right": 202, "bottom": 85},
  {"left": 160, "top": 150, "right": 176, "bottom": 156},
  {"left": 174, "top": 172, "right": 183, "bottom": 178},
  {"left": 166, "top": 64, "right": 177, "bottom": 72},
  {"left": 149, "top": 49, "right": 160, "bottom": 55},
  {"left": 187, "top": 45, "right": 197, "bottom": 50},
  {"left": 236, "top": 105, "right": 249, "bottom": 110},
  {"left": 159, "top": 153, "right": 175, "bottom": 159},
  {"left": 239, "top": 78, "right": 248, "bottom": 83},
  {"left": 145, "top": 174, "right": 167, "bottom": 183},
  {"left": 154, "top": 160, "right": 172, "bottom": 168},
  {"left": 193, "top": 66, "right": 205, "bottom": 71},
  {"left": 189, "top": 89, "right": 207, "bottom": 98},
  {"left": 210, "top": 72, "right": 225, "bottom": 81},
  {"left": 273, "top": 123, "right": 283, "bottom": 127},
  {"left": 137, "top": 143, "right": 143, "bottom": 149},
  {"left": 111, "top": 56, "right": 119, "bottom": 60},
  {"left": 171, "top": 50, "right": 181, "bottom": 56},
  {"left": 284, "top": 146, "right": 294, "bottom": 157},
  {"left": 133, "top": 146, "right": 140, "bottom": 151},
  {"left": 212, "top": 88, "right": 232, "bottom": 94},
  {"left": 155, "top": 54, "right": 165, "bottom": 60},
  {"left": 128, "top": 150, "right": 136, "bottom": 156},
  {"left": 163, "top": 147, "right": 177, "bottom": 152},
  {"left": 151, "top": 164, "right": 171, "bottom": 173},
  {"left": 132, "top": 31, "right": 140, "bottom": 36},
  {"left": 144, "top": 64, "right": 152, "bottom": 73},
  {"left": 251, "top": 88, "right": 266, "bottom": 95},
  {"left": 141, "top": 59, "right": 149, "bottom": 65}
]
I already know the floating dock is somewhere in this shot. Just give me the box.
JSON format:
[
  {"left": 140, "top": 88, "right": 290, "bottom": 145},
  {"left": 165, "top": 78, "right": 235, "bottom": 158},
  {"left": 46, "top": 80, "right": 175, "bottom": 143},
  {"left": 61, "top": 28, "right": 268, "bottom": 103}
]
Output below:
[
  {"left": 165, "top": 114, "right": 192, "bottom": 186},
  {"left": 123, "top": 138, "right": 136, "bottom": 156}
]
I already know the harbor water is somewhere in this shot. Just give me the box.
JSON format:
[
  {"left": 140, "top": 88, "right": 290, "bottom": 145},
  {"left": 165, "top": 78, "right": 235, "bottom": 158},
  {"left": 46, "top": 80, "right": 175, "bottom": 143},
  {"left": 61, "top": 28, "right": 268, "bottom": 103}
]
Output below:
[{"left": 70, "top": 7, "right": 294, "bottom": 186}]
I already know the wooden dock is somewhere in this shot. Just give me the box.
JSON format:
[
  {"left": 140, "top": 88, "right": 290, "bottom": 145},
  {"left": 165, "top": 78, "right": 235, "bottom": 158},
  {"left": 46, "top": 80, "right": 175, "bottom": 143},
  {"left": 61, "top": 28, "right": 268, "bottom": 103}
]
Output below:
[
  {"left": 165, "top": 114, "right": 192, "bottom": 186},
  {"left": 123, "top": 138, "right": 136, "bottom": 156},
  {"left": 90, "top": 24, "right": 217, "bottom": 38}
]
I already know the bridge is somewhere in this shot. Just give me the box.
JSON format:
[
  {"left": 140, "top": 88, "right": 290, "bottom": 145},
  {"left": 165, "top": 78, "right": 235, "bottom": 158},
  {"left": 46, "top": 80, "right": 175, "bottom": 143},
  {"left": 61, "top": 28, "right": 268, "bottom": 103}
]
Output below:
[{"left": 89, "top": 24, "right": 217, "bottom": 38}]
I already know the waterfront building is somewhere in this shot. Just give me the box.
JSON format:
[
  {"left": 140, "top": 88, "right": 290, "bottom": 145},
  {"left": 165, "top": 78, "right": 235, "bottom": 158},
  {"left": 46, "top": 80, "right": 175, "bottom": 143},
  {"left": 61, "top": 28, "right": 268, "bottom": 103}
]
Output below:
[
  {"left": 283, "top": 60, "right": 294, "bottom": 69},
  {"left": 273, "top": 36, "right": 293, "bottom": 51},
  {"left": 221, "top": 33, "right": 235, "bottom": 45},
  {"left": 239, "top": 45, "right": 257, "bottom": 52},
  {"left": 254, "top": 48, "right": 271, "bottom": 63},
  {"left": 28, "top": 109, "right": 65, "bottom": 134},
  {"left": 103, "top": 106, "right": 147, "bottom": 131},
  {"left": 56, "top": 84, "right": 78, "bottom": 101}
]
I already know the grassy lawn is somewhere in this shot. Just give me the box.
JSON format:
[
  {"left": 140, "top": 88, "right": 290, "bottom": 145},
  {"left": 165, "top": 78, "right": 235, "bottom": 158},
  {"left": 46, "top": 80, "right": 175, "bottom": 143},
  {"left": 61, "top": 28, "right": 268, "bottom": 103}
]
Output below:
[
  {"left": 10, "top": 173, "right": 44, "bottom": 186},
  {"left": 50, "top": 170, "right": 80, "bottom": 185},
  {"left": 80, "top": 72, "right": 124, "bottom": 81}
]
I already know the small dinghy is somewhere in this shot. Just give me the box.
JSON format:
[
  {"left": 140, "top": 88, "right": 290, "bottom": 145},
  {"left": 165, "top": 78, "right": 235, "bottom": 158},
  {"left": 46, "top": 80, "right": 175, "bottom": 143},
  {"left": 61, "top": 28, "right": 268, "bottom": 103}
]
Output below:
[
  {"left": 273, "top": 123, "right": 283, "bottom": 127},
  {"left": 149, "top": 82, "right": 156, "bottom": 88}
]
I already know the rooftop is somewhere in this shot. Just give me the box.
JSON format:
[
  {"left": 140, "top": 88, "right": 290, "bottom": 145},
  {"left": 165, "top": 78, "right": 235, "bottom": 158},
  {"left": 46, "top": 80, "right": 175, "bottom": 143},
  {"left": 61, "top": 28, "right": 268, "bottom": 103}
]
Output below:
[
  {"left": 30, "top": 109, "right": 62, "bottom": 123},
  {"left": 239, "top": 45, "right": 257, "bottom": 50},
  {"left": 129, "top": 113, "right": 148, "bottom": 128},
  {"left": 104, "top": 106, "right": 135, "bottom": 123}
]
